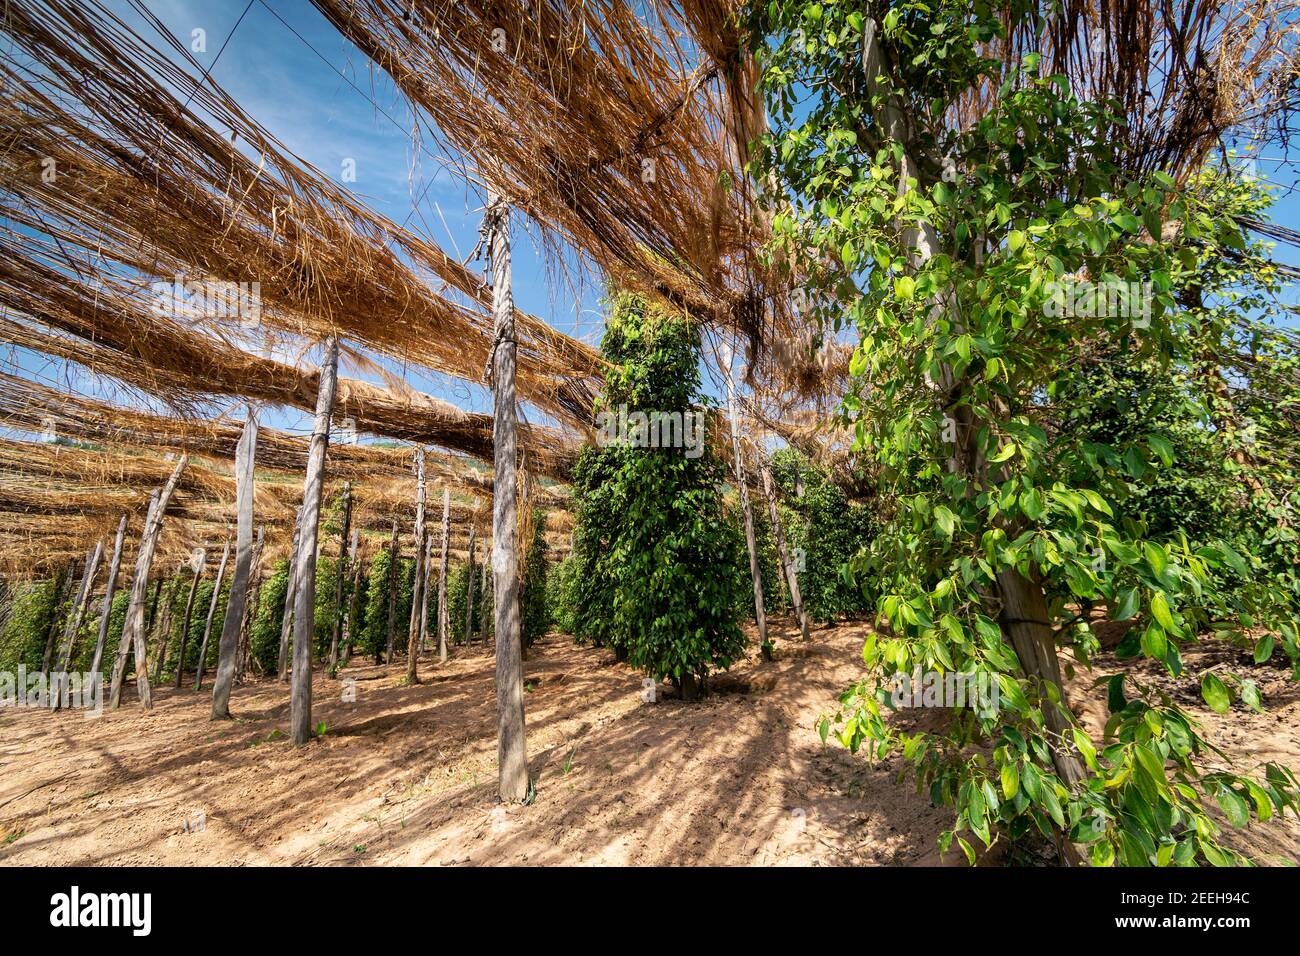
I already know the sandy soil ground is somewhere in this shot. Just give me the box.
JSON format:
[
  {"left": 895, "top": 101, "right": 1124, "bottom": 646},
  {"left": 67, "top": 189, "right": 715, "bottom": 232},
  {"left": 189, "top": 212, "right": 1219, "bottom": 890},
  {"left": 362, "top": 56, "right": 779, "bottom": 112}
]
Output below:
[{"left": 1, "top": 617, "right": 1297, "bottom": 866}]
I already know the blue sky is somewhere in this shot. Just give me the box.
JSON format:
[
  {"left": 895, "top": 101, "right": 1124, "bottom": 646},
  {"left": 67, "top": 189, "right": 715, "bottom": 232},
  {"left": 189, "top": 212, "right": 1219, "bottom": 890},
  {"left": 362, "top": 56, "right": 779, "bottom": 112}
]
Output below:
[{"left": 7, "top": 0, "right": 1299, "bottom": 446}]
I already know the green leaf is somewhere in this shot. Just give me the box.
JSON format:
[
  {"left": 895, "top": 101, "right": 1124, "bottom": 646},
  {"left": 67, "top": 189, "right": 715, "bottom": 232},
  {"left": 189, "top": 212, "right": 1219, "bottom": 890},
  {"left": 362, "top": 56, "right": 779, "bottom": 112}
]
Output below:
[
  {"left": 1201, "top": 673, "right": 1231, "bottom": 714},
  {"left": 1001, "top": 761, "right": 1020, "bottom": 799},
  {"left": 1114, "top": 588, "right": 1140, "bottom": 621},
  {"left": 1147, "top": 433, "right": 1175, "bottom": 467},
  {"left": 1140, "top": 623, "right": 1167, "bottom": 662},
  {"left": 1253, "top": 633, "right": 1274, "bottom": 664},
  {"left": 933, "top": 504, "right": 957, "bottom": 539},
  {"left": 894, "top": 275, "right": 915, "bottom": 301},
  {"left": 1150, "top": 591, "right": 1175, "bottom": 632},
  {"left": 1216, "top": 788, "right": 1249, "bottom": 827}
]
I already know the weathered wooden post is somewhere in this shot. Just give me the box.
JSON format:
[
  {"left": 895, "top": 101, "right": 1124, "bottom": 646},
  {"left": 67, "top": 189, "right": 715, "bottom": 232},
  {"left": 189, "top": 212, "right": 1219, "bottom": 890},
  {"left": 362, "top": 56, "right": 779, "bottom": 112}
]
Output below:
[
  {"left": 174, "top": 548, "right": 206, "bottom": 687},
  {"left": 89, "top": 514, "right": 128, "bottom": 678},
  {"left": 278, "top": 505, "right": 304, "bottom": 682},
  {"left": 289, "top": 336, "right": 340, "bottom": 746},
  {"left": 486, "top": 194, "right": 528, "bottom": 802},
  {"left": 405, "top": 449, "right": 427, "bottom": 684},
  {"left": 327, "top": 481, "right": 353, "bottom": 671},
  {"left": 193, "top": 538, "right": 231, "bottom": 690},
  {"left": 721, "top": 344, "right": 769, "bottom": 661},
  {"left": 761, "top": 463, "right": 809, "bottom": 641},
  {"left": 436, "top": 487, "right": 451, "bottom": 664},
  {"left": 212, "top": 410, "right": 258, "bottom": 716},
  {"left": 462, "top": 520, "right": 477, "bottom": 644},
  {"left": 382, "top": 518, "right": 399, "bottom": 664},
  {"left": 110, "top": 454, "right": 188, "bottom": 709}
]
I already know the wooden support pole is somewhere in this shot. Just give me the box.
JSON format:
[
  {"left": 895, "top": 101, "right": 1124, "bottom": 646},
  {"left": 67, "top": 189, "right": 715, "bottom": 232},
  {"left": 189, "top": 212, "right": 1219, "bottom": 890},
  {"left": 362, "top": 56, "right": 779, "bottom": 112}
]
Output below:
[
  {"left": 418, "top": 533, "right": 434, "bottom": 650},
  {"left": 383, "top": 518, "right": 399, "bottom": 664},
  {"left": 174, "top": 549, "right": 206, "bottom": 687},
  {"left": 463, "top": 521, "right": 477, "bottom": 644},
  {"left": 193, "top": 538, "right": 231, "bottom": 691},
  {"left": 110, "top": 454, "right": 188, "bottom": 709},
  {"left": 721, "top": 347, "right": 769, "bottom": 660},
  {"left": 89, "top": 514, "right": 128, "bottom": 678},
  {"left": 436, "top": 487, "right": 450, "bottom": 664},
  {"left": 41, "top": 559, "right": 76, "bottom": 674},
  {"left": 486, "top": 194, "right": 528, "bottom": 802},
  {"left": 278, "top": 505, "right": 304, "bottom": 682},
  {"left": 54, "top": 539, "right": 103, "bottom": 677},
  {"left": 290, "top": 336, "right": 340, "bottom": 746},
  {"left": 153, "top": 575, "right": 177, "bottom": 683},
  {"left": 328, "top": 481, "right": 353, "bottom": 671},
  {"left": 478, "top": 543, "right": 489, "bottom": 646},
  {"left": 236, "top": 526, "right": 266, "bottom": 683},
  {"left": 405, "top": 448, "right": 427, "bottom": 684},
  {"left": 340, "top": 530, "right": 363, "bottom": 666},
  {"left": 761, "top": 463, "right": 809, "bottom": 642},
  {"left": 212, "top": 410, "right": 258, "bottom": 716},
  {"left": 143, "top": 575, "right": 163, "bottom": 650}
]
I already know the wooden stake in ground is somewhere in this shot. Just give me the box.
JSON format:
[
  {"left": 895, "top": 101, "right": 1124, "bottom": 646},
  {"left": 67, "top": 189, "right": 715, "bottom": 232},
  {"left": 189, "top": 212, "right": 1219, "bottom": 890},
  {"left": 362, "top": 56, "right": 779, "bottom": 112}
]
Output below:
[
  {"left": 485, "top": 194, "right": 528, "bottom": 802},
  {"left": 193, "top": 538, "right": 231, "bottom": 690},
  {"left": 89, "top": 513, "right": 128, "bottom": 678},
  {"left": 405, "top": 448, "right": 427, "bottom": 684},
  {"left": 152, "top": 575, "right": 176, "bottom": 682},
  {"left": 109, "top": 454, "right": 188, "bottom": 709},
  {"left": 721, "top": 345, "right": 769, "bottom": 661},
  {"left": 382, "top": 518, "right": 399, "bottom": 664},
  {"left": 436, "top": 486, "right": 451, "bottom": 664},
  {"left": 478, "top": 543, "right": 489, "bottom": 646},
  {"left": 41, "top": 559, "right": 76, "bottom": 674},
  {"left": 462, "top": 520, "right": 477, "bottom": 644},
  {"left": 418, "top": 532, "right": 434, "bottom": 652},
  {"left": 212, "top": 411, "right": 258, "bottom": 717},
  {"left": 53, "top": 539, "right": 103, "bottom": 678},
  {"left": 340, "top": 530, "right": 363, "bottom": 666},
  {"left": 278, "top": 505, "right": 304, "bottom": 682},
  {"left": 760, "top": 463, "right": 809, "bottom": 642},
  {"left": 236, "top": 526, "right": 266, "bottom": 682},
  {"left": 174, "top": 548, "right": 206, "bottom": 687},
  {"left": 327, "top": 481, "right": 353, "bottom": 671},
  {"left": 289, "top": 336, "right": 340, "bottom": 746}
]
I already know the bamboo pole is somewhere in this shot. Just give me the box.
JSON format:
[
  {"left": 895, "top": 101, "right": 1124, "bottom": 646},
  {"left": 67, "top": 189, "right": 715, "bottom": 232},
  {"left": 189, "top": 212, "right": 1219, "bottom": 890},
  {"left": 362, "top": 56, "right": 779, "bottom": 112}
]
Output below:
[
  {"left": 193, "top": 538, "right": 231, "bottom": 690},
  {"left": 174, "top": 549, "right": 206, "bottom": 687},
  {"left": 327, "top": 481, "right": 353, "bottom": 671},
  {"left": 761, "top": 463, "right": 809, "bottom": 641},
  {"left": 721, "top": 346, "right": 769, "bottom": 661},
  {"left": 405, "top": 448, "right": 427, "bottom": 684},
  {"left": 436, "top": 487, "right": 451, "bottom": 664},
  {"left": 110, "top": 454, "right": 188, "bottom": 709},
  {"left": 89, "top": 514, "right": 128, "bottom": 678},
  {"left": 290, "top": 336, "right": 340, "bottom": 745},
  {"left": 486, "top": 194, "right": 528, "bottom": 802},
  {"left": 212, "top": 410, "right": 258, "bottom": 715}
]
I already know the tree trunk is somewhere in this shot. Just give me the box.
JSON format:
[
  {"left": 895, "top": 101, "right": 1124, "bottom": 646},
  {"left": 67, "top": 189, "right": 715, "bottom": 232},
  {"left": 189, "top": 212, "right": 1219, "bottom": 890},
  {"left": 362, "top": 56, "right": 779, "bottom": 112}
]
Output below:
[
  {"left": 383, "top": 518, "right": 399, "bottom": 664},
  {"left": 328, "top": 481, "right": 352, "bottom": 671},
  {"left": 54, "top": 539, "right": 103, "bottom": 678},
  {"left": 463, "top": 523, "right": 477, "bottom": 644},
  {"left": 89, "top": 514, "right": 128, "bottom": 678},
  {"left": 487, "top": 194, "right": 528, "bottom": 803},
  {"left": 290, "top": 336, "right": 340, "bottom": 746},
  {"left": 110, "top": 454, "right": 188, "bottom": 709},
  {"left": 436, "top": 487, "right": 451, "bottom": 664},
  {"left": 761, "top": 464, "right": 809, "bottom": 641},
  {"left": 193, "top": 538, "right": 231, "bottom": 691},
  {"left": 405, "top": 448, "right": 427, "bottom": 684},
  {"left": 722, "top": 353, "right": 769, "bottom": 659},
  {"left": 174, "top": 549, "right": 206, "bottom": 688},
  {"left": 278, "top": 505, "right": 304, "bottom": 682},
  {"left": 212, "top": 411, "right": 258, "bottom": 717}
]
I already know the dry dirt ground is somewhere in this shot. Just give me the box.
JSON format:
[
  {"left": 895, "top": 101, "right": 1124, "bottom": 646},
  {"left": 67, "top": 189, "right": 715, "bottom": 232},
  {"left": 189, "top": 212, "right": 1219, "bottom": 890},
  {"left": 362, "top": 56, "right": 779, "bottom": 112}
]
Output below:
[{"left": 1, "top": 617, "right": 1297, "bottom": 866}]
